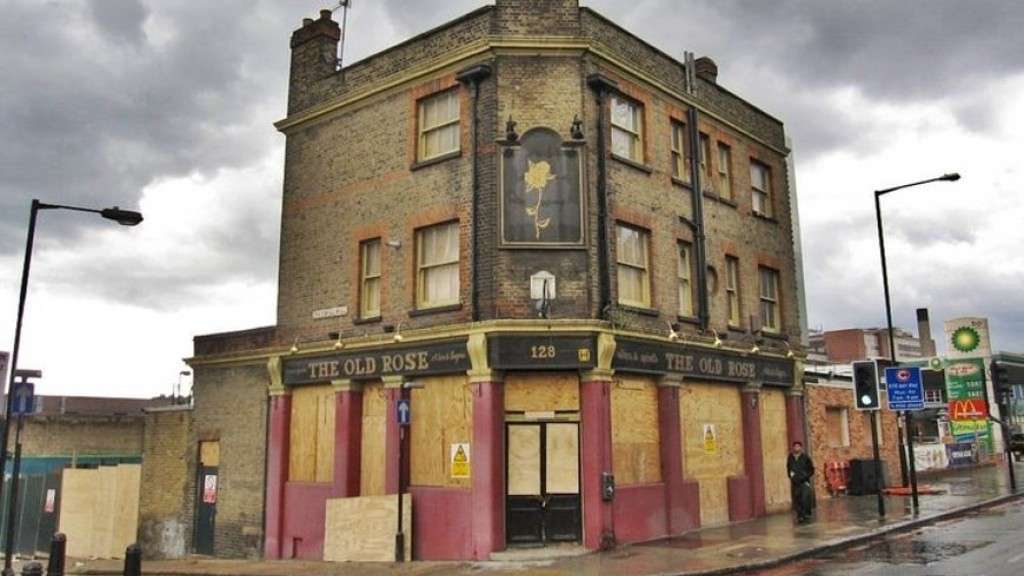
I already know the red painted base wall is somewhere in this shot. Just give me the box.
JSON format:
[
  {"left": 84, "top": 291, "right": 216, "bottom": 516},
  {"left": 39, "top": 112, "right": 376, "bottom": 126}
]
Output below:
[
  {"left": 612, "top": 484, "right": 668, "bottom": 543},
  {"left": 410, "top": 487, "right": 473, "bottom": 560},
  {"left": 281, "top": 482, "right": 333, "bottom": 559}
]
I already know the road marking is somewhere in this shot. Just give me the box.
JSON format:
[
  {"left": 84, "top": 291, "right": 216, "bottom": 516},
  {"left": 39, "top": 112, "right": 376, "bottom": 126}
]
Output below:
[{"left": 1009, "top": 551, "right": 1024, "bottom": 563}]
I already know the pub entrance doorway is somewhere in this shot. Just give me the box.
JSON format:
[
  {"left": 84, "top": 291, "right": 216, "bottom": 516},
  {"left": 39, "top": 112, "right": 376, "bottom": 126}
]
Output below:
[{"left": 505, "top": 421, "right": 581, "bottom": 545}]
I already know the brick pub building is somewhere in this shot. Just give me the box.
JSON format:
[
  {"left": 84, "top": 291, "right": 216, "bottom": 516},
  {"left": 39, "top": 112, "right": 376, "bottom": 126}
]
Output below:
[{"left": 187, "top": 0, "right": 806, "bottom": 561}]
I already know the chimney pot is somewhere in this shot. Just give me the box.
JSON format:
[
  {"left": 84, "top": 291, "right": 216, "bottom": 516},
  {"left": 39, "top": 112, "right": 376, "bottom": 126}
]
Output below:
[
  {"left": 695, "top": 56, "right": 718, "bottom": 84},
  {"left": 320, "top": 9, "right": 333, "bottom": 20},
  {"left": 303, "top": 18, "right": 314, "bottom": 26}
]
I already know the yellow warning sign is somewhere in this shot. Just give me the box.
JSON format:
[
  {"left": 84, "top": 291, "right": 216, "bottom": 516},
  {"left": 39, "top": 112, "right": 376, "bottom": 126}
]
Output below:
[
  {"left": 702, "top": 424, "right": 717, "bottom": 454},
  {"left": 450, "top": 443, "right": 471, "bottom": 479}
]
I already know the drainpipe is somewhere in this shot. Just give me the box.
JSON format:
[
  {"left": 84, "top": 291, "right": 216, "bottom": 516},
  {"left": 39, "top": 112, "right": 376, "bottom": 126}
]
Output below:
[
  {"left": 688, "top": 107, "right": 710, "bottom": 330},
  {"left": 456, "top": 63, "right": 493, "bottom": 322},
  {"left": 586, "top": 73, "right": 618, "bottom": 318}
]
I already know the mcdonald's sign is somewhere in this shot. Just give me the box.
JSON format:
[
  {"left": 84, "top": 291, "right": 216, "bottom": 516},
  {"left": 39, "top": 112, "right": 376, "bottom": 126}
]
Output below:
[{"left": 948, "top": 398, "right": 987, "bottom": 421}]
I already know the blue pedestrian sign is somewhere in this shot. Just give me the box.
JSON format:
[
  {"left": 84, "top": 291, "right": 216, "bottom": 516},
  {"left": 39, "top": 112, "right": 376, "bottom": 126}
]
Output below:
[
  {"left": 885, "top": 366, "right": 924, "bottom": 411},
  {"left": 11, "top": 381, "right": 35, "bottom": 416},
  {"left": 396, "top": 399, "right": 411, "bottom": 426}
]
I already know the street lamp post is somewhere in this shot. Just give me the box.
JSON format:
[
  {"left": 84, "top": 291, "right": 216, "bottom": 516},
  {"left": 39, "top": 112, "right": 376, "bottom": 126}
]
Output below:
[
  {"left": 874, "top": 173, "right": 960, "bottom": 514},
  {"left": 1, "top": 200, "right": 142, "bottom": 573}
]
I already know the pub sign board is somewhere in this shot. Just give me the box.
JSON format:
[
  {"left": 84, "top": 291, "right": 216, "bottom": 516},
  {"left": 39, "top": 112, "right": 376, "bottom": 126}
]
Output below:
[
  {"left": 614, "top": 338, "right": 794, "bottom": 386},
  {"left": 501, "top": 128, "right": 585, "bottom": 247},
  {"left": 284, "top": 339, "right": 470, "bottom": 385},
  {"left": 488, "top": 334, "right": 596, "bottom": 370}
]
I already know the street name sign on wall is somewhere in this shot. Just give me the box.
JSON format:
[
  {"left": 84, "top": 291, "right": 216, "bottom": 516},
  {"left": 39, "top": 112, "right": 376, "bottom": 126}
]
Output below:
[{"left": 885, "top": 367, "right": 924, "bottom": 411}]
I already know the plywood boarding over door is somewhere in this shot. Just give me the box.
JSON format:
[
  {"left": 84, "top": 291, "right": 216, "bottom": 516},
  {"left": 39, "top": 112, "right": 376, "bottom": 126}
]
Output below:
[
  {"left": 611, "top": 376, "right": 662, "bottom": 485},
  {"left": 361, "top": 382, "right": 387, "bottom": 496},
  {"left": 680, "top": 382, "right": 744, "bottom": 527},
  {"left": 199, "top": 440, "right": 220, "bottom": 467},
  {"left": 760, "top": 388, "right": 791, "bottom": 512},
  {"left": 289, "top": 384, "right": 336, "bottom": 483},
  {"left": 410, "top": 374, "right": 473, "bottom": 487},
  {"left": 505, "top": 372, "right": 580, "bottom": 413}
]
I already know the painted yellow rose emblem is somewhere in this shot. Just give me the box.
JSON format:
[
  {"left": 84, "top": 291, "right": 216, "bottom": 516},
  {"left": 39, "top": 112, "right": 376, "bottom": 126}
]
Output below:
[{"left": 523, "top": 160, "right": 556, "bottom": 239}]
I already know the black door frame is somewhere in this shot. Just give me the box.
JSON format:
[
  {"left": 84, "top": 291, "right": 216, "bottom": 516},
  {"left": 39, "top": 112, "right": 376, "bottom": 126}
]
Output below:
[{"left": 505, "top": 420, "right": 581, "bottom": 546}]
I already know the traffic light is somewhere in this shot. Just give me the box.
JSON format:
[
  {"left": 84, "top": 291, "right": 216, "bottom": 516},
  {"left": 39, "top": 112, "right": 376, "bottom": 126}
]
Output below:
[
  {"left": 992, "top": 362, "right": 1010, "bottom": 392},
  {"left": 853, "top": 360, "right": 880, "bottom": 411}
]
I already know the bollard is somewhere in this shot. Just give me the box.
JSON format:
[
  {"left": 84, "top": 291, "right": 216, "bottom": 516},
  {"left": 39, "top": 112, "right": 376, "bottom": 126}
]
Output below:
[
  {"left": 122, "top": 544, "right": 141, "bottom": 576},
  {"left": 20, "top": 562, "right": 43, "bottom": 576},
  {"left": 46, "top": 533, "right": 66, "bottom": 576}
]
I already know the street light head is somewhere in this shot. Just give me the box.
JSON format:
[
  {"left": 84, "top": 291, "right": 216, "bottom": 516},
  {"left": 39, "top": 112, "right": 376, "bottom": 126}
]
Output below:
[
  {"left": 101, "top": 206, "right": 144, "bottom": 226},
  {"left": 941, "top": 173, "right": 961, "bottom": 182}
]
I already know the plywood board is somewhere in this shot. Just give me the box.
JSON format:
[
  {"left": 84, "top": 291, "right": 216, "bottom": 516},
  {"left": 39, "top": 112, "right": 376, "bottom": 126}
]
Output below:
[
  {"left": 505, "top": 372, "right": 579, "bottom": 413},
  {"left": 680, "top": 382, "right": 744, "bottom": 526},
  {"left": 199, "top": 441, "right": 220, "bottom": 467},
  {"left": 508, "top": 425, "right": 541, "bottom": 496},
  {"left": 323, "top": 494, "right": 412, "bottom": 562},
  {"left": 760, "top": 389, "right": 791, "bottom": 512},
  {"left": 545, "top": 423, "right": 579, "bottom": 494},
  {"left": 361, "top": 382, "right": 387, "bottom": 496},
  {"left": 410, "top": 374, "right": 472, "bottom": 487},
  {"left": 59, "top": 464, "right": 141, "bottom": 559},
  {"left": 611, "top": 376, "right": 662, "bottom": 485},
  {"left": 289, "top": 385, "right": 335, "bottom": 483}
]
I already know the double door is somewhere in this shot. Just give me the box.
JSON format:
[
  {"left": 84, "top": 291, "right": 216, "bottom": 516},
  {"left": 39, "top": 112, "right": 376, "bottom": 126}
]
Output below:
[{"left": 506, "top": 422, "right": 580, "bottom": 545}]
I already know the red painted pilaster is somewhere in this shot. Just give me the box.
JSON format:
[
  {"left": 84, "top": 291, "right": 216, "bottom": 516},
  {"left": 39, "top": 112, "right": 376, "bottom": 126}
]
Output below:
[
  {"left": 581, "top": 373, "right": 614, "bottom": 550},
  {"left": 471, "top": 378, "right": 504, "bottom": 560},
  {"left": 785, "top": 389, "right": 806, "bottom": 449},
  {"left": 332, "top": 381, "right": 363, "bottom": 497},
  {"left": 384, "top": 379, "right": 409, "bottom": 494},
  {"left": 740, "top": 384, "right": 766, "bottom": 517},
  {"left": 657, "top": 380, "right": 689, "bottom": 535},
  {"left": 263, "top": 392, "right": 291, "bottom": 559}
]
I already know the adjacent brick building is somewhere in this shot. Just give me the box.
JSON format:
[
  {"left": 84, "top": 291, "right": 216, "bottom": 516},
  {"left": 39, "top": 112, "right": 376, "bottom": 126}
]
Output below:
[{"left": 188, "top": 0, "right": 806, "bottom": 561}]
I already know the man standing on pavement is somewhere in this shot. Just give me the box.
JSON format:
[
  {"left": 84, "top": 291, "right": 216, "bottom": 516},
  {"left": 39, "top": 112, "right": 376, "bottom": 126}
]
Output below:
[{"left": 787, "top": 441, "right": 814, "bottom": 523}]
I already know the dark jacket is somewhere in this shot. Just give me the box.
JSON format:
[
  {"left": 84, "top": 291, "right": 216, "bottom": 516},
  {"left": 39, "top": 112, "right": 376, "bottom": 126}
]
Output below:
[{"left": 787, "top": 453, "right": 814, "bottom": 485}]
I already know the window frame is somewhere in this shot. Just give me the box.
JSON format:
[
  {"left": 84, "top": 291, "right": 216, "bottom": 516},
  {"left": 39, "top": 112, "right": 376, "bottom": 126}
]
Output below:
[
  {"left": 717, "top": 142, "right": 733, "bottom": 200},
  {"left": 359, "top": 238, "right": 382, "bottom": 319},
  {"left": 417, "top": 89, "right": 461, "bottom": 162},
  {"left": 414, "top": 220, "right": 461, "bottom": 310},
  {"left": 615, "top": 222, "right": 652, "bottom": 309},
  {"left": 677, "top": 241, "right": 695, "bottom": 318},
  {"left": 610, "top": 95, "right": 645, "bottom": 163},
  {"left": 725, "top": 255, "right": 741, "bottom": 328},
  {"left": 826, "top": 407, "right": 851, "bottom": 448},
  {"left": 750, "top": 160, "right": 773, "bottom": 217},
  {"left": 759, "top": 266, "right": 781, "bottom": 333},
  {"left": 670, "top": 120, "right": 690, "bottom": 184}
]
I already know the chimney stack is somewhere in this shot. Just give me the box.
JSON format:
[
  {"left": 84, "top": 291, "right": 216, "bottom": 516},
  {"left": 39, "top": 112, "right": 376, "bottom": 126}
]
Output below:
[
  {"left": 694, "top": 56, "right": 718, "bottom": 84},
  {"left": 916, "top": 308, "right": 936, "bottom": 357},
  {"left": 288, "top": 9, "right": 341, "bottom": 114}
]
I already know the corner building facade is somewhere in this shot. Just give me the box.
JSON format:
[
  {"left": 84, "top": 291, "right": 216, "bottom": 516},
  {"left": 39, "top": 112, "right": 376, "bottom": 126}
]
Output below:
[{"left": 189, "top": 0, "right": 806, "bottom": 561}]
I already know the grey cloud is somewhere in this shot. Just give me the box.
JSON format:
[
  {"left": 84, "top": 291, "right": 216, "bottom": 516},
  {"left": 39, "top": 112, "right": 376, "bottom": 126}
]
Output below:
[{"left": 86, "top": 0, "right": 148, "bottom": 45}]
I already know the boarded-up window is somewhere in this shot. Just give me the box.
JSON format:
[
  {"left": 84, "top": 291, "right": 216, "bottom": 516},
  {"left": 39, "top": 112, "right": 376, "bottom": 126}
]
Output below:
[
  {"left": 504, "top": 372, "right": 579, "bottom": 413},
  {"left": 360, "top": 383, "right": 387, "bottom": 496},
  {"left": 289, "top": 385, "right": 335, "bottom": 483},
  {"left": 611, "top": 376, "right": 662, "bottom": 485},
  {"left": 410, "top": 375, "right": 472, "bottom": 488},
  {"left": 826, "top": 407, "right": 850, "bottom": 448}
]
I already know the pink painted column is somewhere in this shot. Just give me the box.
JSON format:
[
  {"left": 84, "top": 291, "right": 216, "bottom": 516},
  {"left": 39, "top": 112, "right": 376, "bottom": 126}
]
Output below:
[
  {"left": 785, "top": 388, "right": 806, "bottom": 449},
  {"left": 263, "top": 391, "right": 291, "bottom": 559},
  {"left": 471, "top": 376, "right": 504, "bottom": 560},
  {"left": 581, "top": 370, "right": 615, "bottom": 550},
  {"left": 740, "top": 383, "right": 766, "bottom": 517},
  {"left": 332, "top": 380, "right": 363, "bottom": 497},
  {"left": 383, "top": 377, "right": 408, "bottom": 494},
  {"left": 657, "top": 377, "right": 687, "bottom": 535}
]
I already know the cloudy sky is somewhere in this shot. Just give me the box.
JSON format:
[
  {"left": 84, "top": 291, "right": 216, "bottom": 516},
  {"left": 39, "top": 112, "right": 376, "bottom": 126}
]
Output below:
[{"left": 2, "top": 0, "right": 1022, "bottom": 398}]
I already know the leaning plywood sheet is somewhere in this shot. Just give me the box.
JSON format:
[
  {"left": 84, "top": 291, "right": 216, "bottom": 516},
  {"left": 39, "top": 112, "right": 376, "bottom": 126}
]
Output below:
[
  {"left": 59, "top": 464, "right": 142, "bottom": 559},
  {"left": 110, "top": 464, "right": 142, "bottom": 557},
  {"left": 60, "top": 468, "right": 100, "bottom": 558},
  {"left": 323, "top": 494, "right": 412, "bottom": 562}
]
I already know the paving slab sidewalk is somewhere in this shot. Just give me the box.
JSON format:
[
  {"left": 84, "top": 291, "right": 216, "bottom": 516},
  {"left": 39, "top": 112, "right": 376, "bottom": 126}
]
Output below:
[{"left": 59, "top": 462, "right": 1022, "bottom": 576}]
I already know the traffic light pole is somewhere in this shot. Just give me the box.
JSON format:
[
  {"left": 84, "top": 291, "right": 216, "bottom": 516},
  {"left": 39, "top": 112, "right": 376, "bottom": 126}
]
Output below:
[
  {"left": 904, "top": 410, "right": 919, "bottom": 510},
  {"left": 869, "top": 410, "right": 885, "bottom": 517}
]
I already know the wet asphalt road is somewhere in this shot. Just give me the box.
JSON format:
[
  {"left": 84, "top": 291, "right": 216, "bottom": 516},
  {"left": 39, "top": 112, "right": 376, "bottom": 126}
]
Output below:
[{"left": 752, "top": 498, "right": 1024, "bottom": 576}]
